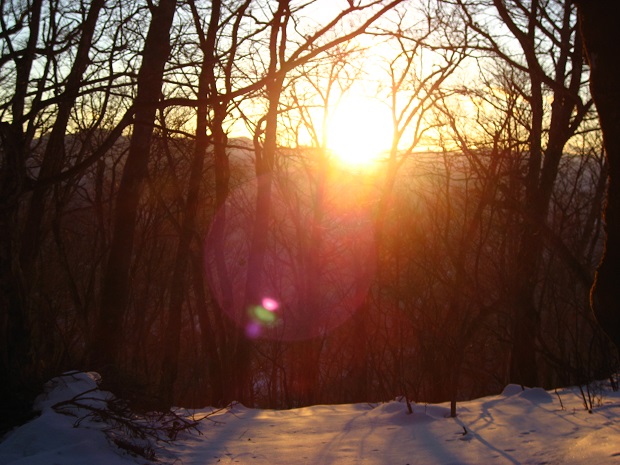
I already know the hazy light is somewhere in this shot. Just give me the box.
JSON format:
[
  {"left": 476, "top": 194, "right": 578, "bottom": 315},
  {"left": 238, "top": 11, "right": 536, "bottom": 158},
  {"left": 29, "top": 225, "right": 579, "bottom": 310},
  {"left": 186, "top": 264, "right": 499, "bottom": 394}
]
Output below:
[
  {"left": 262, "top": 297, "right": 279, "bottom": 311},
  {"left": 205, "top": 174, "right": 376, "bottom": 342},
  {"left": 251, "top": 305, "right": 278, "bottom": 324},
  {"left": 246, "top": 321, "right": 262, "bottom": 339},
  {"left": 244, "top": 301, "right": 281, "bottom": 339}
]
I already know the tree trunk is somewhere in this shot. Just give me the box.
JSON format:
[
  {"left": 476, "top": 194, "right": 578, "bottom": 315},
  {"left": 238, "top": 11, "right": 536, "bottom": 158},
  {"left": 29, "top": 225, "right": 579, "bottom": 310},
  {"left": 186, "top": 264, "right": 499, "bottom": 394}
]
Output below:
[
  {"left": 91, "top": 0, "right": 177, "bottom": 391},
  {"left": 239, "top": 1, "right": 290, "bottom": 405},
  {"left": 501, "top": 0, "right": 586, "bottom": 387},
  {"left": 0, "top": 0, "right": 44, "bottom": 431},
  {"left": 158, "top": 0, "right": 225, "bottom": 407},
  {"left": 575, "top": 1, "right": 620, "bottom": 353},
  {"left": 20, "top": 0, "right": 106, "bottom": 274}
]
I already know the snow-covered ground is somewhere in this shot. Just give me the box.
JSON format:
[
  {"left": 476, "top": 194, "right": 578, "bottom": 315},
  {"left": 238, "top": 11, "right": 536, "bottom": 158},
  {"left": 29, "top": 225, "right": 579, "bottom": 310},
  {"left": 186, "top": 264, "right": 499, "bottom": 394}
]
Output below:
[{"left": 1, "top": 372, "right": 619, "bottom": 464}]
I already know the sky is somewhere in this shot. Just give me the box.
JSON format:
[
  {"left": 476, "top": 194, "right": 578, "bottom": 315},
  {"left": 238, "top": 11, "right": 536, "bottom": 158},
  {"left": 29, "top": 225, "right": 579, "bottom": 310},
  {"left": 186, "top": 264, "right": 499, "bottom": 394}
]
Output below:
[{"left": 1, "top": 371, "right": 620, "bottom": 464}]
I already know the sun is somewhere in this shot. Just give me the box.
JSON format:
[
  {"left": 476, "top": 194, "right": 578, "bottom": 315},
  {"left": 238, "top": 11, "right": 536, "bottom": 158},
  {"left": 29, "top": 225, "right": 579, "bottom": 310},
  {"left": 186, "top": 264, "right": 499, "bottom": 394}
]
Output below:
[{"left": 327, "top": 96, "right": 393, "bottom": 167}]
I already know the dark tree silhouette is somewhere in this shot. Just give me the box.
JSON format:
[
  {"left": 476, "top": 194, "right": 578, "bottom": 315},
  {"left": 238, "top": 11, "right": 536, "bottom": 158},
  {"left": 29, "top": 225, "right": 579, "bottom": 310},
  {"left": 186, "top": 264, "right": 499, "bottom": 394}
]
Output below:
[
  {"left": 91, "top": 0, "right": 177, "bottom": 393},
  {"left": 574, "top": 0, "right": 620, "bottom": 354}
]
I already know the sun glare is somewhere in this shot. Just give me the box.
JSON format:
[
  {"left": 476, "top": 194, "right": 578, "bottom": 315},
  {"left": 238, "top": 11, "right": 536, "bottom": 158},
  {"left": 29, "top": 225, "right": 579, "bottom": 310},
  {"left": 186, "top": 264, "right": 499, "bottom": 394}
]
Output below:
[{"left": 327, "top": 96, "right": 392, "bottom": 167}]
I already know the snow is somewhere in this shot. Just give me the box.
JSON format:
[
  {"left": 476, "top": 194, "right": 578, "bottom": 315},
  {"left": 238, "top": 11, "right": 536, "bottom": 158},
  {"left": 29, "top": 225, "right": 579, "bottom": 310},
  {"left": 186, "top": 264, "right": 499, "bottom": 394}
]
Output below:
[{"left": 2, "top": 372, "right": 620, "bottom": 464}]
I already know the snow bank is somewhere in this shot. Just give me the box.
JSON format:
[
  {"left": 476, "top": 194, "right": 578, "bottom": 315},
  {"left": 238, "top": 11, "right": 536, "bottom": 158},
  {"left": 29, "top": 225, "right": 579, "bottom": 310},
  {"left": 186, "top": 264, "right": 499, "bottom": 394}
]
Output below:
[
  {"left": 2, "top": 373, "right": 620, "bottom": 465},
  {"left": 0, "top": 372, "right": 136, "bottom": 465}
]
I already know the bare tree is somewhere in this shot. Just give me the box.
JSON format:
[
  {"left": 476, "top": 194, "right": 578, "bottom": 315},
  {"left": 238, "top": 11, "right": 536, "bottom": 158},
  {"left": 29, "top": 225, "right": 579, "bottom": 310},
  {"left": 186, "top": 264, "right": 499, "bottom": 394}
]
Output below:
[
  {"left": 0, "top": 0, "right": 45, "bottom": 419},
  {"left": 217, "top": 0, "right": 405, "bottom": 403},
  {"left": 453, "top": 0, "right": 592, "bottom": 387},
  {"left": 20, "top": 0, "right": 107, "bottom": 274},
  {"left": 91, "top": 0, "right": 178, "bottom": 391},
  {"left": 573, "top": 1, "right": 620, "bottom": 357},
  {"left": 0, "top": 0, "right": 137, "bottom": 427}
]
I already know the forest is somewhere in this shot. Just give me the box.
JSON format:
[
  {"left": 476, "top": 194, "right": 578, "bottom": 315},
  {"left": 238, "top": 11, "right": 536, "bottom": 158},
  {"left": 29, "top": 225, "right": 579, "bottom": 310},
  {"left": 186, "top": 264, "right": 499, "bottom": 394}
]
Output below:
[{"left": 1, "top": 0, "right": 618, "bottom": 431}]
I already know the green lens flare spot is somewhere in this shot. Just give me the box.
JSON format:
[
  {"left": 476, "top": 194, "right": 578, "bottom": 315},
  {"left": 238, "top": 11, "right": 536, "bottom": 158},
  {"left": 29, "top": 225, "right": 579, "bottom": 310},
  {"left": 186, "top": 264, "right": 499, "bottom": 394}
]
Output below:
[{"left": 250, "top": 305, "right": 278, "bottom": 325}]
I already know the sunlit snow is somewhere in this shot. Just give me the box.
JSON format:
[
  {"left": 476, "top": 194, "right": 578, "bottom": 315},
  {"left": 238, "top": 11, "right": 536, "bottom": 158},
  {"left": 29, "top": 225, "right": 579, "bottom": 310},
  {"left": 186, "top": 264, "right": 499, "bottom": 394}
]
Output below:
[{"left": 1, "top": 371, "right": 620, "bottom": 464}]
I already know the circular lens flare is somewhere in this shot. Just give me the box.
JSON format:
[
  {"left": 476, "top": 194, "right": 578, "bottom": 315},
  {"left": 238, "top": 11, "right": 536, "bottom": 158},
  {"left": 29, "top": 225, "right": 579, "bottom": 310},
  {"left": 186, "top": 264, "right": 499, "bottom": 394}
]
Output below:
[{"left": 205, "top": 172, "right": 376, "bottom": 341}]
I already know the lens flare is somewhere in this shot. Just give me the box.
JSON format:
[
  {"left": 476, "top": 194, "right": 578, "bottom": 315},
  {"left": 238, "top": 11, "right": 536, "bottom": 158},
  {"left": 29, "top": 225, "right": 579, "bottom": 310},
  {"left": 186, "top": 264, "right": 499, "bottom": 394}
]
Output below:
[
  {"left": 261, "top": 297, "right": 279, "bottom": 311},
  {"left": 245, "top": 321, "right": 262, "bottom": 339},
  {"left": 250, "top": 305, "right": 278, "bottom": 325},
  {"left": 205, "top": 172, "right": 376, "bottom": 341},
  {"left": 244, "top": 298, "right": 281, "bottom": 339}
]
